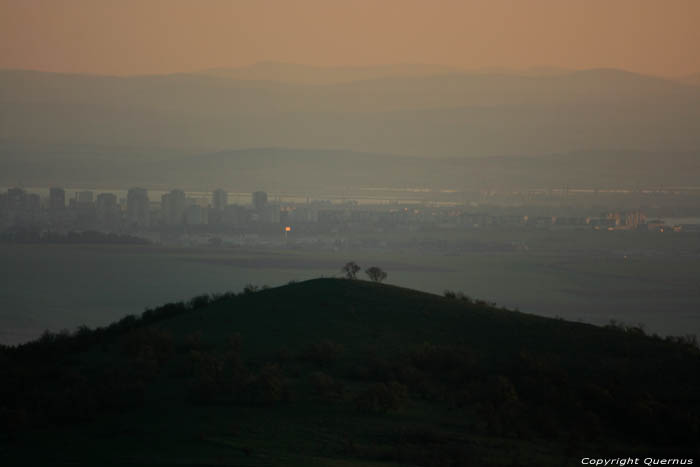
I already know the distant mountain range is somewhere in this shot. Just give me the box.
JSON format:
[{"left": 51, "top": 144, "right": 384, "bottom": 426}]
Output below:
[
  {"left": 198, "top": 62, "right": 575, "bottom": 83},
  {"left": 1, "top": 63, "right": 699, "bottom": 190},
  {"left": 2, "top": 143, "right": 699, "bottom": 191},
  {"left": 1, "top": 65, "right": 699, "bottom": 158},
  {"left": 678, "top": 73, "right": 700, "bottom": 86},
  {"left": 199, "top": 61, "right": 462, "bottom": 84}
]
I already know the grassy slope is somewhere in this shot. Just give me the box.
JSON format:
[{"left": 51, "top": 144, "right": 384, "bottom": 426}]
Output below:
[
  {"left": 155, "top": 278, "right": 679, "bottom": 363},
  {"left": 2, "top": 279, "right": 699, "bottom": 466}
]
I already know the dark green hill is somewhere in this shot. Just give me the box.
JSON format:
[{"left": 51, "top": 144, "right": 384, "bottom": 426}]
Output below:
[
  {"left": 148, "top": 278, "right": 678, "bottom": 363},
  {"left": 2, "top": 279, "right": 699, "bottom": 466}
]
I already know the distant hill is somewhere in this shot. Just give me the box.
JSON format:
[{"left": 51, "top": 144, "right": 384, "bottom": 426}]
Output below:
[
  {"left": 2, "top": 278, "right": 699, "bottom": 465},
  {"left": 199, "top": 61, "right": 461, "bottom": 84},
  {"left": 2, "top": 67, "right": 699, "bottom": 159},
  {"left": 151, "top": 147, "right": 700, "bottom": 191},
  {"left": 3, "top": 142, "right": 700, "bottom": 190},
  {"left": 677, "top": 73, "right": 700, "bottom": 86}
]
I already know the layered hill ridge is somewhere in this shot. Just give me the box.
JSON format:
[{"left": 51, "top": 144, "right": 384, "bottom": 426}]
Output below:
[
  {"left": 199, "top": 61, "right": 463, "bottom": 84},
  {"left": 4, "top": 142, "right": 700, "bottom": 190},
  {"left": 3, "top": 65, "right": 700, "bottom": 190},
  {"left": 2, "top": 66, "right": 699, "bottom": 159}
]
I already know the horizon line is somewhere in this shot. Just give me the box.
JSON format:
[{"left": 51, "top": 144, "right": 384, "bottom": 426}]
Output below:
[{"left": 1, "top": 62, "right": 696, "bottom": 80}]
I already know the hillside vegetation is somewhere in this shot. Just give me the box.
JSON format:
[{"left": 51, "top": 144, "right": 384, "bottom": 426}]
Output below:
[{"left": 2, "top": 278, "right": 699, "bottom": 466}]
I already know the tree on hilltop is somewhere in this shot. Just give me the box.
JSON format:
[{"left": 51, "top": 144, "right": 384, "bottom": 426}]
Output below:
[
  {"left": 341, "top": 261, "right": 361, "bottom": 279},
  {"left": 365, "top": 266, "right": 388, "bottom": 283}
]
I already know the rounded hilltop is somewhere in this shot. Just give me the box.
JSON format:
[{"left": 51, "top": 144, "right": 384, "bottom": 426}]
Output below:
[{"left": 2, "top": 277, "right": 699, "bottom": 466}]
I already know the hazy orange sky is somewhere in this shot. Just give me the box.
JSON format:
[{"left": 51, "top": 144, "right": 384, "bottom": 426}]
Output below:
[{"left": 1, "top": 0, "right": 699, "bottom": 77}]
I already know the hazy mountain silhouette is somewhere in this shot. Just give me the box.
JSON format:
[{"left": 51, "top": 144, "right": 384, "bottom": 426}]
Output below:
[
  {"left": 199, "top": 61, "right": 461, "bottom": 84},
  {"left": 2, "top": 67, "right": 699, "bottom": 159},
  {"left": 4, "top": 141, "right": 698, "bottom": 191},
  {"left": 150, "top": 147, "right": 700, "bottom": 191},
  {"left": 678, "top": 73, "right": 700, "bottom": 86},
  {"left": 201, "top": 62, "right": 574, "bottom": 84}
]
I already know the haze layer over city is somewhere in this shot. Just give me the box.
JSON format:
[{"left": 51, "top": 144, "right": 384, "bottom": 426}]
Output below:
[{"left": 2, "top": 3, "right": 700, "bottom": 464}]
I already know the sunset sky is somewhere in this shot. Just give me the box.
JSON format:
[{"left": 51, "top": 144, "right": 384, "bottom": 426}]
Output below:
[{"left": 1, "top": 0, "right": 699, "bottom": 77}]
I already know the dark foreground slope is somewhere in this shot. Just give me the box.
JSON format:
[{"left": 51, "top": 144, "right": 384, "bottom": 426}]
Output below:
[{"left": 2, "top": 279, "right": 700, "bottom": 466}]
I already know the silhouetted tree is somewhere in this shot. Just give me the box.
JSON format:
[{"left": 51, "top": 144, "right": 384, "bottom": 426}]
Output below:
[
  {"left": 365, "top": 266, "right": 387, "bottom": 283},
  {"left": 242, "top": 284, "right": 260, "bottom": 294},
  {"left": 341, "top": 261, "right": 361, "bottom": 279}
]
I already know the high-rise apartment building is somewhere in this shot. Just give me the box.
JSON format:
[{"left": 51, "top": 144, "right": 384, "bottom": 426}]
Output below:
[{"left": 126, "top": 187, "right": 150, "bottom": 228}]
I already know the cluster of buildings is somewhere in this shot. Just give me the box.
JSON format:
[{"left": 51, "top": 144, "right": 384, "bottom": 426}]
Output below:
[
  {"left": 0, "top": 187, "right": 123, "bottom": 232},
  {"left": 0, "top": 185, "right": 687, "bottom": 239},
  {"left": 0, "top": 186, "right": 281, "bottom": 233},
  {"left": 460, "top": 211, "right": 655, "bottom": 231},
  {"left": 460, "top": 211, "right": 682, "bottom": 232}
]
